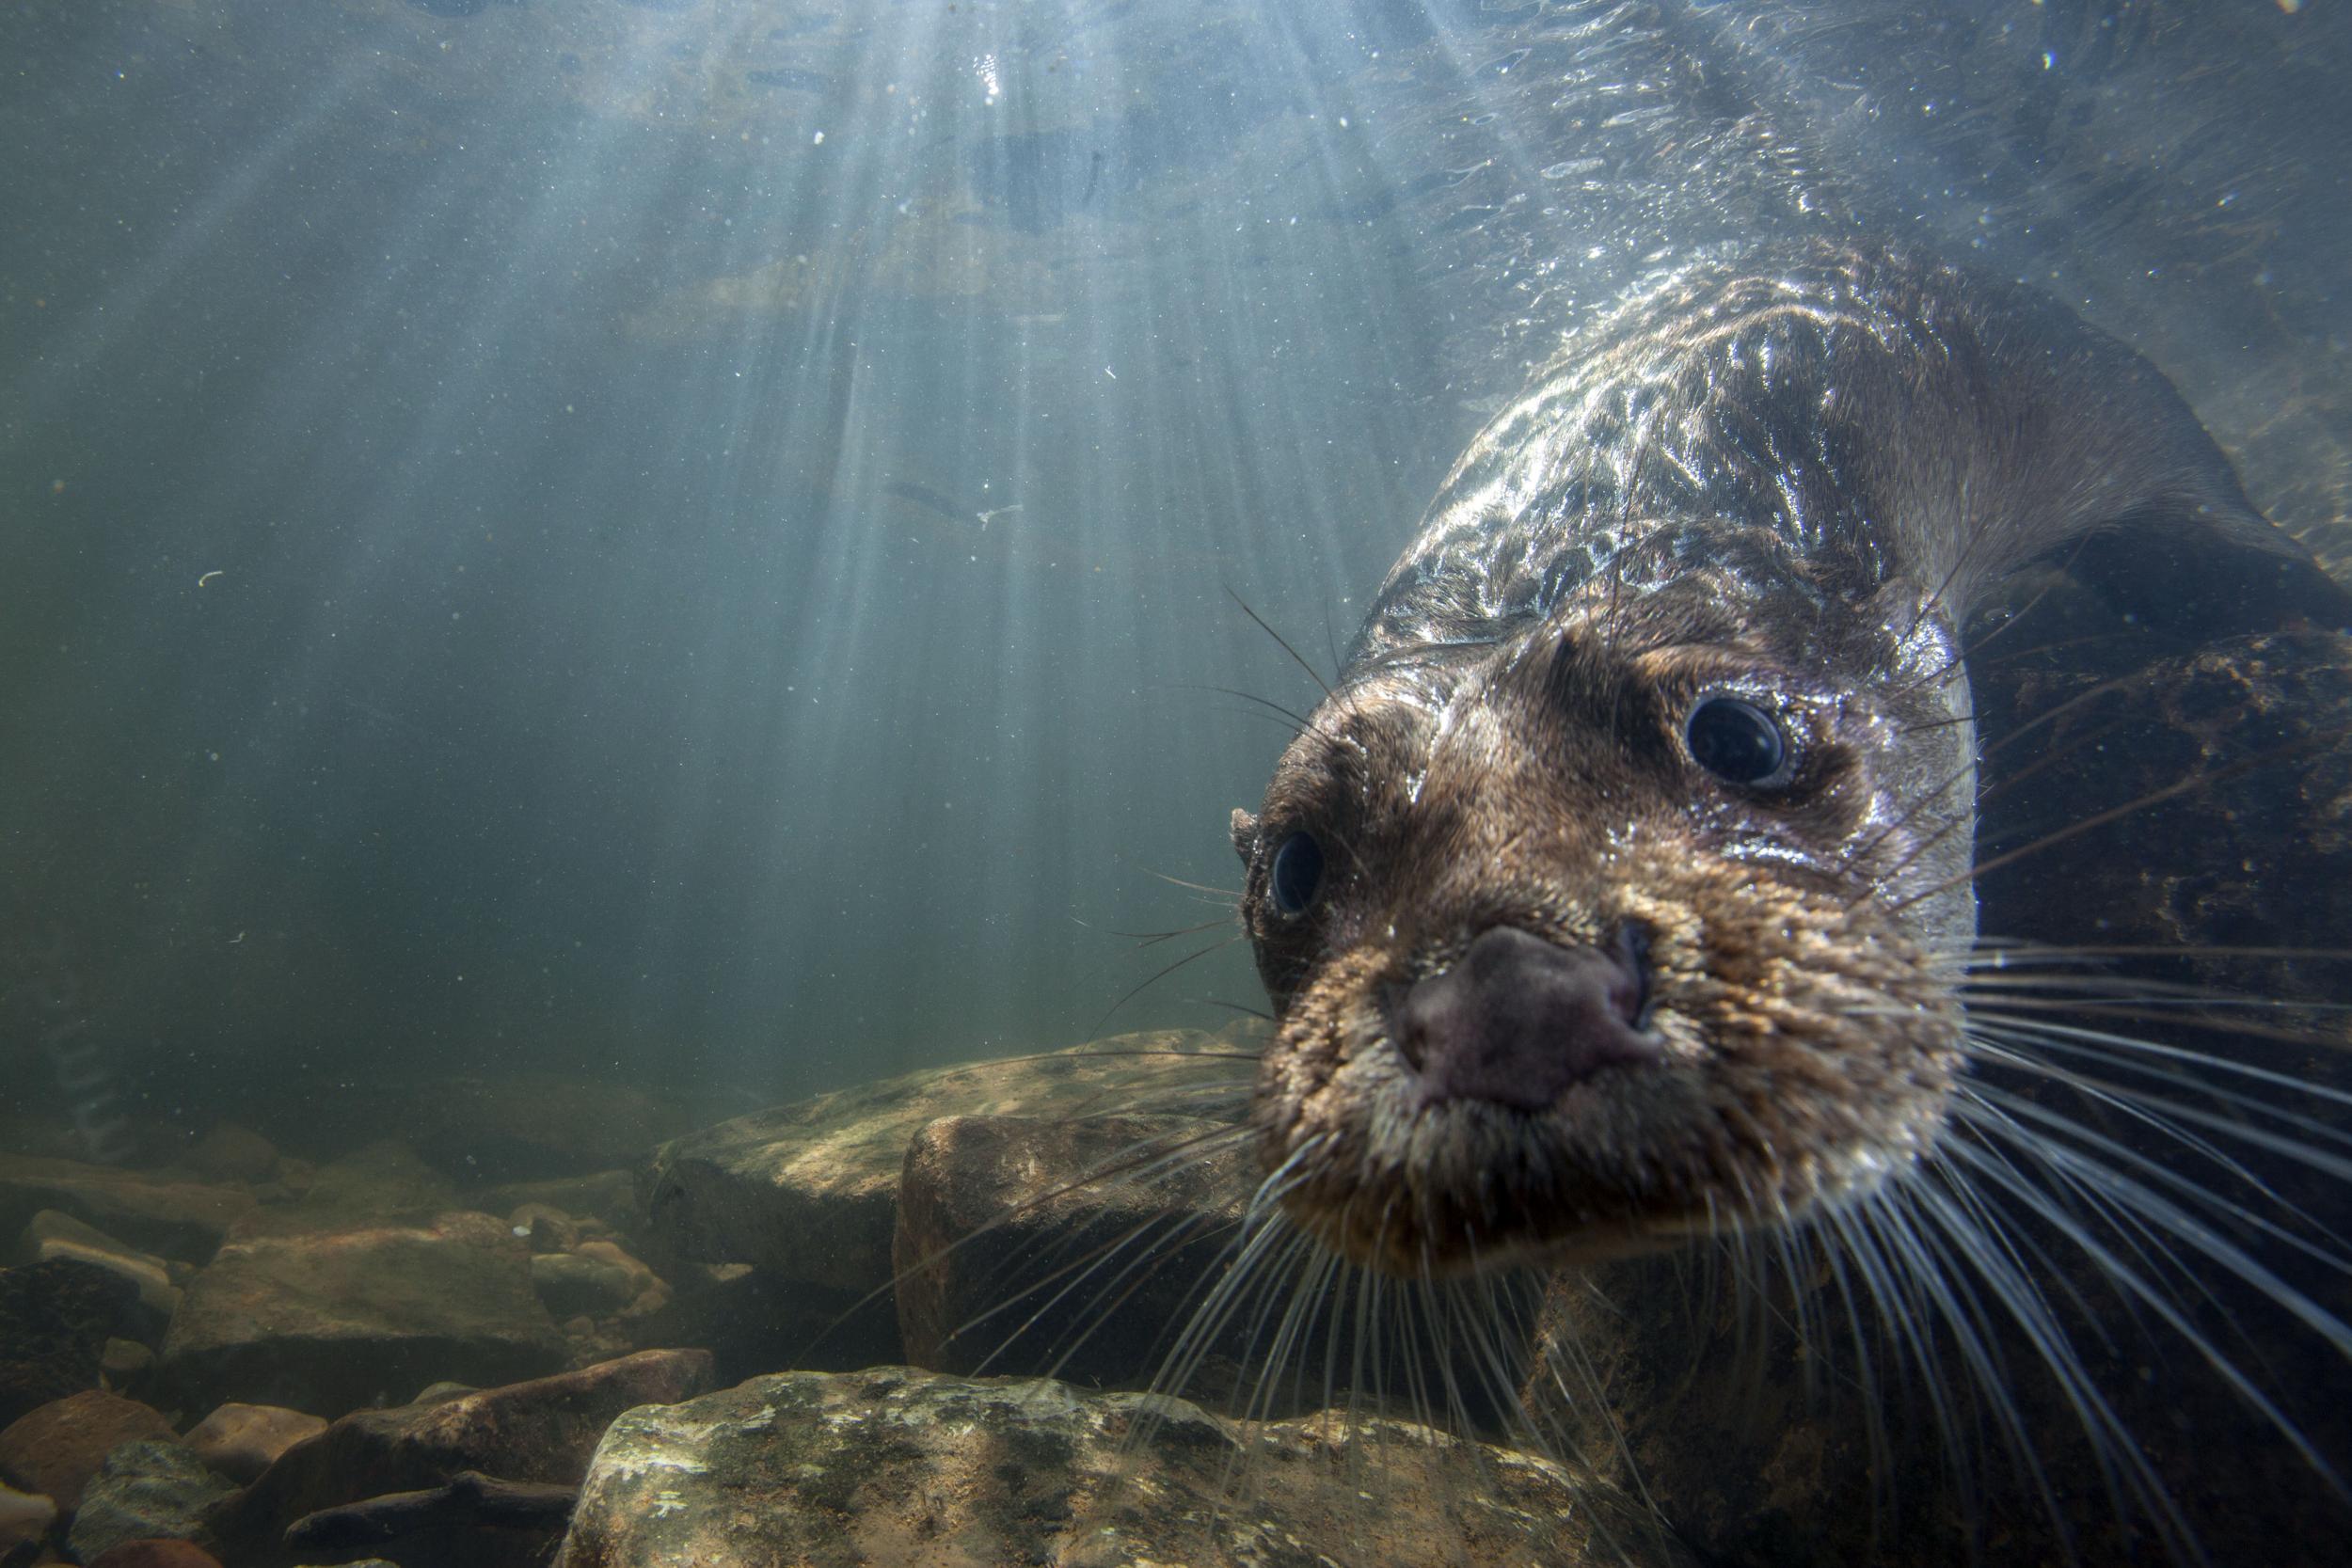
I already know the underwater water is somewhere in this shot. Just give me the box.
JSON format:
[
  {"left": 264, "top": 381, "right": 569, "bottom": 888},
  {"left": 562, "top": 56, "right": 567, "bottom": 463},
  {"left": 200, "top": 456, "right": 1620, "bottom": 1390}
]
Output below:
[{"left": 2, "top": 2, "right": 2348, "bottom": 1566}]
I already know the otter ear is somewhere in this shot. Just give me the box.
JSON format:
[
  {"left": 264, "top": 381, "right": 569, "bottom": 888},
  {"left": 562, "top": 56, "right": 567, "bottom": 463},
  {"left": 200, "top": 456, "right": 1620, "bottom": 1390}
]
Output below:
[{"left": 1231, "top": 808, "right": 1260, "bottom": 863}]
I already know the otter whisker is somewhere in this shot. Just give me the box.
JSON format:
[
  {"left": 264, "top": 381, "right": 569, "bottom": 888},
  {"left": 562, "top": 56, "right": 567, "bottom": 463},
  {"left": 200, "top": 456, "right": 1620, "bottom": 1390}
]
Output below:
[
  {"left": 1098, "top": 915, "right": 1241, "bottom": 947},
  {"left": 1226, "top": 585, "right": 1334, "bottom": 700},
  {"left": 1139, "top": 867, "right": 1245, "bottom": 900},
  {"left": 1178, "top": 682, "right": 1318, "bottom": 734},
  {"left": 1889, "top": 730, "right": 2338, "bottom": 915},
  {"left": 1959, "top": 1069, "right": 2352, "bottom": 1286},
  {"left": 1961, "top": 1011, "right": 2352, "bottom": 1135},
  {"left": 1889, "top": 522, "right": 2106, "bottom": 705},
  {"left": 1858, "top": 712, "right": 2134, "bottom": 897},
  {"left": 1940, "top": 1118, "right": 2352, "bottom": 1494},
  {"left": 1844, "top": 669, "right": 2149, "bottom": 881},
  {"left": 970, "top": 1206, "right": 1239, "bottom": 1381},
  {"left": 1089, "top": 933, "right": 1246, "bottom": 1032},
  {"left": 1903, "top": 1164, "right": 2168, "bottom": 1552}
]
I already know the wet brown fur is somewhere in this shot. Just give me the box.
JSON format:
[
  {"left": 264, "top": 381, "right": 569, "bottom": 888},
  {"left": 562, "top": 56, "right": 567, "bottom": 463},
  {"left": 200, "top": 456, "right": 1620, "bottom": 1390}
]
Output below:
[{"left": 1228, "top": 241, "right": 2344, "bottom": 1283}]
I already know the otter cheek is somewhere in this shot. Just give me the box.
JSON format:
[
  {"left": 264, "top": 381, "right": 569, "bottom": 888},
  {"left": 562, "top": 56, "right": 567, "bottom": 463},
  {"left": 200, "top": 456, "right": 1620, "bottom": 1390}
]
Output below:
[{"left": 1393, "top": 927, "right": 1661, "bottom": 1111}]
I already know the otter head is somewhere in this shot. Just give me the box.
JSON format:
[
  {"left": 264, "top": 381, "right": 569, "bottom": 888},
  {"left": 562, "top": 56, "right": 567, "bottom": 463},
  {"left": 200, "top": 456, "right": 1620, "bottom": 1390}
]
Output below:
[{"left": 1232, "top": 545, "right": 1973, "bottom": 1278}]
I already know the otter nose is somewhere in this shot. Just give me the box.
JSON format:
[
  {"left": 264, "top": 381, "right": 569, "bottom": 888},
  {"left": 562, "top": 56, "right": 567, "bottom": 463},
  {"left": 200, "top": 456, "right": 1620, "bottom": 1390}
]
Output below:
[{"left": 1395, "top": 926, "right": 1657, "bottom": 1111}]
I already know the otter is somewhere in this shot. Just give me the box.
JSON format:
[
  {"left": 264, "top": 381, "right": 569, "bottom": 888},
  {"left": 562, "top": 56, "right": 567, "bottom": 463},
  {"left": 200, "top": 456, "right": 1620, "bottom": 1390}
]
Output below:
[
  {"left": 1210, "top": 241, "right": 2351, "bottom": 1557},
  {"left": 1231, "top": 239, "right": 2344, "bottom": 1277}
]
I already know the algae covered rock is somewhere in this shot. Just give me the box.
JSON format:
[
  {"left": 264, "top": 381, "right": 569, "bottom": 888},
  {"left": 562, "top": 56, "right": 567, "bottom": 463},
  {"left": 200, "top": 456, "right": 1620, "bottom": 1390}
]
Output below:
[
  {"left": 555, "top": 1364, "right": 1680, "bottom": 1568},
  {"left": 0, "top": 1388, "right": 177, "bottom": 1514},
  {"left": 64, "top": 1441, "right": 231, "bottom": 1566},
  {"left": 640, "top": 1029, "right": 1243, "bottom": 1294},
  {"left": 158, "top": 1212, "right": 564, "bottom": 1418}
]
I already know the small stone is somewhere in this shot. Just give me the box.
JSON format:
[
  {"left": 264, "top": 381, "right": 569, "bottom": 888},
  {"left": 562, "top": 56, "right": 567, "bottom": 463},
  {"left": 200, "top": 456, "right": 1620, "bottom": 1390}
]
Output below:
[
  {"left": 0, "top": 1481, "right": 56, "bottom": 1555},
  {"left": 410, "top": 1382, "right": 477, "bottom": 1405},
  {"left": 184, "top": 1124, "right": 278, "bottom": 1186},
  {"left": 507, "top": 1204, "right": 578, "bottom": 1254},
  {"left": 65, "top": 1443, "right": 231, "bottom": 1566},
  {"left": 475, "top": 1171, "right": 639, "bottom": 1233},
  {"left": 529, "top": 1254, "right": 638, "bottom": 1319},
  {"left": 183, "top": 1402, "right": 327, "bottom": 1484},
  {"left": 85, "top": 1540, "right": 225, "bottom": 1568},
  {"left": 102, "top": 1338, "right": 154, "bottom": 1381},
  {"left": 22, "top": 1211, "right": 181, "bottom": 1323},
  {"left": 0, "top": 1389, "right": 177, "bottom": 1513}
]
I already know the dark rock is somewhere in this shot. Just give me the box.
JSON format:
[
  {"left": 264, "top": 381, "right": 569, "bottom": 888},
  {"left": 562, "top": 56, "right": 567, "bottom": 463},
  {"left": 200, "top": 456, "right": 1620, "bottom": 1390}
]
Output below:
[
  {"left": 477, "top": 1173, "right": 640, "bottom": 1236},
  {"left": 0, "top": 1259, "right": 141, "bottom": 1426},
  {"left": 19, "top": 1211, "right": 180, "bottom": 1324},
  {"left": 158, "top": 1212, "right": 564, "bottom": 1418},
  {"left": 527, "top": 1255, "right": 637, "bottom": 1320},
  {"left": 284, "top": 1469, "right": 575, "bottom": 1559},
  {"left": 183, "top": 1404, "right": 326, "bottom": 1486},
  {"left": 622, "top": 1261, "right": 898, "bottom": 1386},
  {"left": 65, "top": 1443, "right": 230, "bottom": 1566},
  {"left": 286, "top": 1142, "right": 460, "bottom": 1226},
  {"left": 184, "top": 1125, "right": 278, "bottom": 1186},
  {"left": 554, "top": 1365, "right": 1684, "bottom": 1568},
  {"left": 201, "top": 1349, "right": 712, "bottom": 1568},
  {"left": 506, "top": 1204, "right": 579, "bottom": 1255},
  {"left": 894, "top": 1112, "right": 1252, "bottom": 1392},
  {"left": 0, "top": 1390, "right": 177, "bottom": 1513},
  {"left": 85, "top": 1541, "right": 225, "bottom": 1568},
  {"left": 273, "top": 1077, "right": 697, "bottom": 1188},
  {"left": 0, "top": 1157, "right": 252, "bottom": 1262}
]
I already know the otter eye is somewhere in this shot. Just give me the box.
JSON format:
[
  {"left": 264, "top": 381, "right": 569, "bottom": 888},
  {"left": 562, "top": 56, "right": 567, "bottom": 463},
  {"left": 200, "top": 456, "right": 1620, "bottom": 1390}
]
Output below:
[
  {"left": 1685, "top": 695, "right": 1792, "bottom": 787},
  {"left": 1268, "top": 831, "right": 1326, "bottom": 916}
]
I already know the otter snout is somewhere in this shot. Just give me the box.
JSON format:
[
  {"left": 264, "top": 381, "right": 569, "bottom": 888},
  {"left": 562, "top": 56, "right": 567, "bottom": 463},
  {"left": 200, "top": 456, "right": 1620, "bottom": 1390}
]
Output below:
[{"left": 1394, "top": 926, "right": 1659, "bottom": 1111}]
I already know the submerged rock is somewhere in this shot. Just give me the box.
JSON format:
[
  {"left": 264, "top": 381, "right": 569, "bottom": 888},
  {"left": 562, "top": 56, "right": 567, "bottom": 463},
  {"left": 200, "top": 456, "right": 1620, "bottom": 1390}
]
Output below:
[
  {"left": 0, "top": 1258, "right": 141, "bottom": 1426},
  {"left": 183, "top": 1403, "right": 327, "bottom": 1485},
  {"left": 203, "top": 1349, "right": 712, "bottom": 1568},
  {"left": 184, "top": 1124, "right": 279, "bottom": 1187},
  {"left": 158, "top": 1211, "right": 564, "bottom": 1418},
  {"left": 0, "top": 1157, "right": 250, "bottom": 1264},
  {"left": 639, "top": 1030, "right": 1243, "bottom": 1348},
  {"left": 554, "top": 1364, "right": 1682, "bottom": 1568},
  {"left": 287, "top": 1142, "right": 462, "bottom": 1225},
  {"left": 282, "top": 1469, "right": 577, "bottom": 1566},
  {"left": 64, "top": 1442, "right": 231, "bottom": 1566},
  {"left": 20, "top": 1210, "right": 181, "bottom": 1324},
  {"left": 0, "top": 1389, "right": 176, "bottom": 1513},
  {"left": 475, "top": 1171, "right": 641, "bottom": 1235},
  {"left": 84, "top": 1542, "right": 225, "bottom": 1568},
  {"left": 894, "top": 1112, "right": 1252, "bottom": 1390},
  {"left": 0, "top": 1482, "right": 55, "bottom": 1557},
  {"left": 527, "top": 1253, "right": 640, "bottom": 1320}
]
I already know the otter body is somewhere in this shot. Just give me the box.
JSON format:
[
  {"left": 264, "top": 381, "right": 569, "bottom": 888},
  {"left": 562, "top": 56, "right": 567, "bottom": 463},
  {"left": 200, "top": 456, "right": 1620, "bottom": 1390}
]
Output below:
[{"left": 1229, "top": 242, "right": 2345, "bottom": 1279}]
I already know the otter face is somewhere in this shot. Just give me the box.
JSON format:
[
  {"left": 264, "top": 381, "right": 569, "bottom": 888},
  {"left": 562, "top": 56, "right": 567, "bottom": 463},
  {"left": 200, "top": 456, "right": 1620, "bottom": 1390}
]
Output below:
[{"left": 1232, "top": 572, "right": 1968, "bottom": 1277}]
